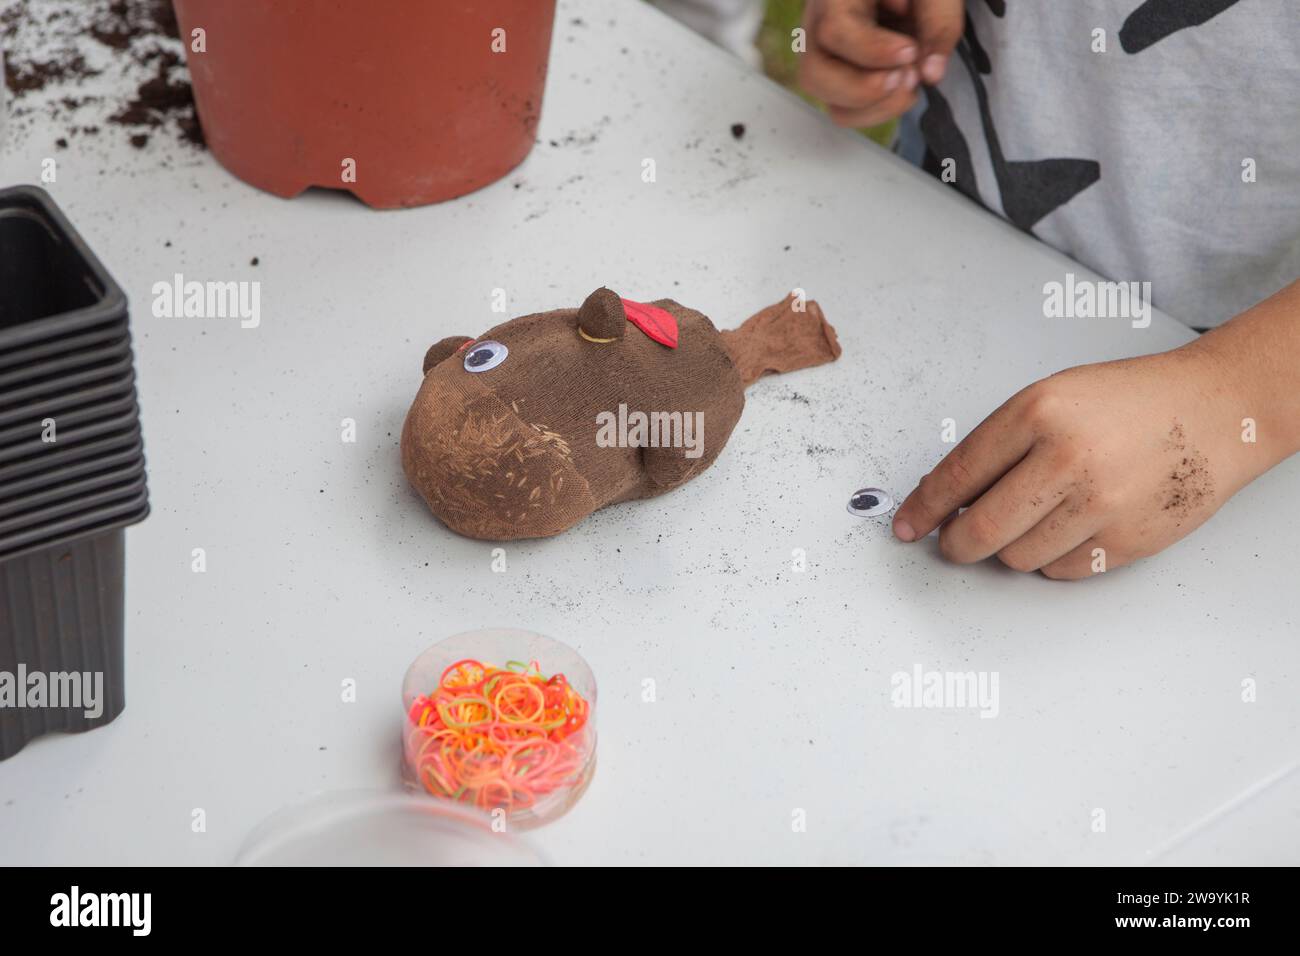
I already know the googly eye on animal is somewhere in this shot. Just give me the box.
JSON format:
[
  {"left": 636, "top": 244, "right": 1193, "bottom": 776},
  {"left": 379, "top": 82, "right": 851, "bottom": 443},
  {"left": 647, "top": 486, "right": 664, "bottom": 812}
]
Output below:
[{"left": 463, "top": 340, "right": 508, "bottom": 373}]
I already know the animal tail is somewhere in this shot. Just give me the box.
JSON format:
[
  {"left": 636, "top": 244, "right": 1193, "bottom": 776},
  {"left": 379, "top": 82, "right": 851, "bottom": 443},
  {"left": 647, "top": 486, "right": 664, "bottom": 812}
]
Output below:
[{"left": 719, "top": 293, "right": 842, "bottom": 388}]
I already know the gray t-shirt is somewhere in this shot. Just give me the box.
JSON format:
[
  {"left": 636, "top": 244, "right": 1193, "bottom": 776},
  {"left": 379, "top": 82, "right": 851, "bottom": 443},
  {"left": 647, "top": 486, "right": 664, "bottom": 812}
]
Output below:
[{"left": 915, "top": 0, "right": 1300, "bottom": 328}]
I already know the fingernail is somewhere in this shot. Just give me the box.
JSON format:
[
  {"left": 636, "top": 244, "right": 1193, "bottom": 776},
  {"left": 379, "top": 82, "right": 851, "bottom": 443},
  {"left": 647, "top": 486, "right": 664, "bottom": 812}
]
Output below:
[
  {"left": 921, "top": 53, "right": 946, "bottom": 84},
  {"left": 895, "top": 44, "right": 917, "bottom": 65},
  {"left": 893, "top": 517, "right": 916, "bottom": 542},
  {"left": 883, "top": 69, "right": 902, "bottom": 92},
  {"left": 902, "top": 67, "right": 919, "bottom": 90}
]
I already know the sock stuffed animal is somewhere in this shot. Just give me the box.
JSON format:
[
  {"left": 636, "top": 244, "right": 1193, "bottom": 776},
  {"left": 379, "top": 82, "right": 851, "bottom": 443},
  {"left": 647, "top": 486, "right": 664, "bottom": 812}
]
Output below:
[{"left": 402, "top": 288, "right": 841, "bottom": 540}]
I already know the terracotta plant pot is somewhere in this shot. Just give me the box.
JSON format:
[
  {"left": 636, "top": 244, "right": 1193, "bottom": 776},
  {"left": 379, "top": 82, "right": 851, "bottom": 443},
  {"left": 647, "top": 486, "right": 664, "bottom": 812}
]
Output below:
[{"left": 172, "top": 0, "right": 558, "bottom": 208}]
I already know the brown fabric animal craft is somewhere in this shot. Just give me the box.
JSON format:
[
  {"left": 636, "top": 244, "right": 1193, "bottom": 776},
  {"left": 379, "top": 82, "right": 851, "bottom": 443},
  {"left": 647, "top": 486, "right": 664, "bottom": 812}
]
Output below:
[{"left": 401, "top": 288, "right": 841, "bottom": 540}]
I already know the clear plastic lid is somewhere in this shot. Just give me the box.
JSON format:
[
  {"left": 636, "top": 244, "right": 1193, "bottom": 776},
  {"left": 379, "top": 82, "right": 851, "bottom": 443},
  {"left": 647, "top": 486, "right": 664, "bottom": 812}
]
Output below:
[{"left": 236, "top": 790, "right": 547, "bottom": 866}]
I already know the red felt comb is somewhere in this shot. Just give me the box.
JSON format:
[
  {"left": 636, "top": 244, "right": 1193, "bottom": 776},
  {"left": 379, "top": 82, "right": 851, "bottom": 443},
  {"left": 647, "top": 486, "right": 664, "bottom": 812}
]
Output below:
[{"left": 621, "top": 298, "right": 678, "bottom": 349}]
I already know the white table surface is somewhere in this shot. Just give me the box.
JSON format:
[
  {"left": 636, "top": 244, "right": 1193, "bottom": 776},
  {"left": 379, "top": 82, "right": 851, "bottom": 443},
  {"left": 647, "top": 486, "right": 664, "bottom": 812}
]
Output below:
[{"left": 2, "top": 0, "right": 1296, "bottom": 866}]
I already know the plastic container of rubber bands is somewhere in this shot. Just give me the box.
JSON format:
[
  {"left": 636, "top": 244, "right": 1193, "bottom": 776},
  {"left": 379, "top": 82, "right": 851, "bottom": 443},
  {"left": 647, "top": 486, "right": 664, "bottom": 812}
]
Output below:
[{"left": 401, "top": 628, "right": 597, "bottom": 828}]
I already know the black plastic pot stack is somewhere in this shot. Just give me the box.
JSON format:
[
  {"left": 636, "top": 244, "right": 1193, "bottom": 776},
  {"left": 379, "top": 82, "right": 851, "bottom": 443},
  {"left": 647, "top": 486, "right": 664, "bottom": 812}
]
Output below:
[{"left": 0, "top": 185, "right": 148, "bottom": 760}]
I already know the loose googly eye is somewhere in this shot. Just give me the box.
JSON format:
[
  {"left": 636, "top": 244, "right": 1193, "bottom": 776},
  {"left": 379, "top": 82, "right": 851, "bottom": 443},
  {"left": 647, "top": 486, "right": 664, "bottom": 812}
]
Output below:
[
  {"left": 464, "top": 340, "right": 508, "bottom": 373},
  {"left": 847, "top": 487, "right": 893, "bottom": 517}
]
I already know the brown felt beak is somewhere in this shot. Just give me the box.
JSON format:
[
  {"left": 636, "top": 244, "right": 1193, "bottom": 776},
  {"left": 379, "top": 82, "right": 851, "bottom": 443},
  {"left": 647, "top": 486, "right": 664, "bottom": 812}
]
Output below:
[{"left": 576, "top": 287, "right": 625, "bottom": 343}]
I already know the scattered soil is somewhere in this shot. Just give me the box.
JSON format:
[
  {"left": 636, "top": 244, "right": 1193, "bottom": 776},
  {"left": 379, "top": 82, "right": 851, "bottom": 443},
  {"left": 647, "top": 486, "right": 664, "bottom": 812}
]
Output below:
[
  {"left": 3, "top": 50, "right": 99, "bottom": 96},
  {"left": 546, "top": 115, "right": 611, "bottom": 149},
  {"left": 2, "top": 0, "right": 204, "bottom": 151},
  {"left": 111, "top": 47, "right": 205, "bottom": 147}
]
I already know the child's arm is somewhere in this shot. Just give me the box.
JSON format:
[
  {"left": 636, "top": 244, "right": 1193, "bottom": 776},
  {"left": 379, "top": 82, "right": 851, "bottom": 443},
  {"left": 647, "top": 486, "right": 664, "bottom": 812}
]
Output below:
[{"left": 890, "top": 279, "right": 1300, "bottom": 578}]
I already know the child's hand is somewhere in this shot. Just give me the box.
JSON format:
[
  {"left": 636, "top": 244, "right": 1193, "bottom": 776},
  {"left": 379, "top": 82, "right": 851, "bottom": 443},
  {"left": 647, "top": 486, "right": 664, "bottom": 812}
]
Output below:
[
  {"left": 798, "top": 0, "right": 963, "bottom": 129},
  {"left": 890, "top": 347, "right": 1262, "bottom": 579}
]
